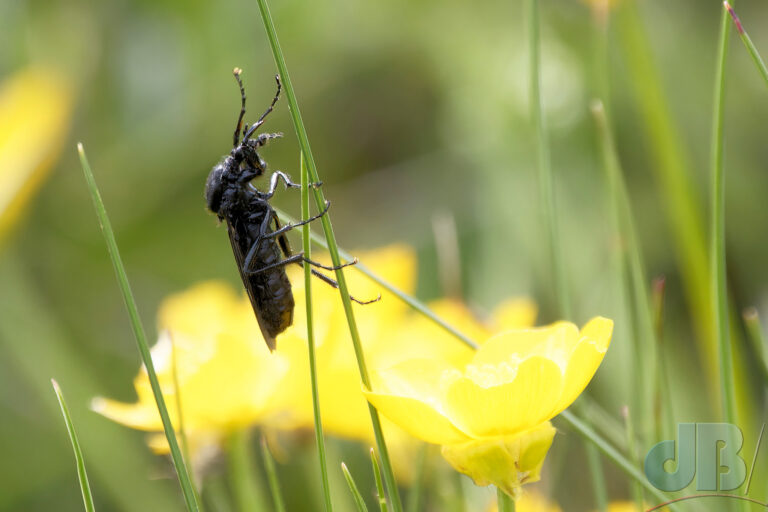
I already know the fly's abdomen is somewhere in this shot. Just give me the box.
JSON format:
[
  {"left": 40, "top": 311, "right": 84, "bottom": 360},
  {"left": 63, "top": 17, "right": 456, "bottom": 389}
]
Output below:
[{"left": 250, "top": 237, "right": 294, "bottom": 338}]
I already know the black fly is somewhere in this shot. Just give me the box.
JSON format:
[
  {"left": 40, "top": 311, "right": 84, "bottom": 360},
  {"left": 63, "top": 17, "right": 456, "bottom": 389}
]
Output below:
[{"left": 205, "top": 68, "right": 376, "bottom": 351}]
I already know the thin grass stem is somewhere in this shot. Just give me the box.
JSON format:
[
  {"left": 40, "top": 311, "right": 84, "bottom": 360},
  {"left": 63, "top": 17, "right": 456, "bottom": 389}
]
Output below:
[
  {"left": 370, "top": 448, "right": 388, "bottom": 512},
  {"left": 711, "top": 0, "right": 738, "bottom": 428},
  {"left": 527, "top": 0, "right": 570, "bottom": 320},
  {"left": 621, "top": 406, "right": 644, "bottom": 511},
  {"left": 341, "top": 463, "right": 370, "bottom": 512},
  {"left": 78, "top": 144, "right": 199, "bottom": 512},
  {"left": 497, "top": 488, "right": 515, "bottom": 512},
  {"left": 724, "top": 1, "right": 768, "bottom": 88},
  {"left": 51, "top": 379, "right": 96, "bottom": 512},
  {"left": 254, "top": 4, "right": 403, "bottom": 509},
  {"left": 300, "top": 150, "right": 333, "bottom": 512},
  {"left": 260, "top": 436, "right": 286, "bottom": 512}
]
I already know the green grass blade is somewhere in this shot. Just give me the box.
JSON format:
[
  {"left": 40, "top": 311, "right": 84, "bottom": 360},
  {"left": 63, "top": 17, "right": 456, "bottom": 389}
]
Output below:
[
  {"left": 527, "top": 0, "right": 570, "bottom": 320},
  {"left": 616, "top": 0, "right": 714, "bottom": 385},
  {"left": 77, "top": 143, "right": 200, "bottom": 512},
  {"left": 621, "top": 406, "right": 644, "bottom": 511},
  {"left": 724, "top": 2, "right": 768, "bottom": 88},
  {"left": 260, "top": 436, "right": 286, "bottom": 512},
  {"left": 227, "top": 429, "right": 268, "bottom": 512},
  {"left": 711, "top": 0, "right": 738, "bottom": 428},
  {"left": 51, "top": 379, "right": 96, "bottom": 512},
  {"left": 370, "top": 449, "right": 388, "bottom": 512},
  {"left": 254, "top": 4, "right": 404, "bottom": 509},
  {"left": 341, "top": 463, "right": 370, "bottom": 512},
  {"left": 300, "top": 150, "right": 334, "bottom": 512}
]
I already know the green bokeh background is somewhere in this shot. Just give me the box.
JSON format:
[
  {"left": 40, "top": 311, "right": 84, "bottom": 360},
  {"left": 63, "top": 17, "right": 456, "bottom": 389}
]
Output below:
[{"left": 2, "top": 0, "right": 768, "bottom": 510}]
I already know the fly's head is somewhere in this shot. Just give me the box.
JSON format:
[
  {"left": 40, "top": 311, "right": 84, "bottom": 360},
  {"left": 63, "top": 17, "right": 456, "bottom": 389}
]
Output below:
[{"left": 207, "top": 68, "right": 281, "bottom": 216}]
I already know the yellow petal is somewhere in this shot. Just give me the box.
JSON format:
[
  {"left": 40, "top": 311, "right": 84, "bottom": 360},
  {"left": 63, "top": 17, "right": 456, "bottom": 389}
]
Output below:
[
  {"left": 554, "top": 317, "right": 613, "bottom": 413},
  {"left": 90, "top": 397, "right": 163, "bottom": 431},
  {"left": 444, "top": 356, "right": 564, "bottom": 437},
  {"left": 364, "top": 359, "right": 470, "bottom": 444},
  {"left": 440, "top": 422, "right": 556, "bottom": 498},
  {"left": 473, "top": 322, "right": 578, "bottom": 369}
]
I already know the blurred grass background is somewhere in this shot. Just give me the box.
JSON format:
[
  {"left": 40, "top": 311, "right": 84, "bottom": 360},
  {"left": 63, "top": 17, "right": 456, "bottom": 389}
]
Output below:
[{"left": 2, "top": 0, "right": 768, "bottom": 510}]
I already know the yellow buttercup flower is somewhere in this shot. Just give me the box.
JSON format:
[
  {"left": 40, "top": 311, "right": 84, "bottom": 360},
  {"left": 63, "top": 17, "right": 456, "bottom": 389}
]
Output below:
[
  {"left": 0, "top": 67, "right": 72, "bottom": 243},
  {"left": 364, "top": 317, "right": 613, "bottom": 497},
  {"left": 265, "top": 245, "right": 538, "bottom": 482},
  {"left": 92, "top": 282, "right": 289, "bottom": 466}
]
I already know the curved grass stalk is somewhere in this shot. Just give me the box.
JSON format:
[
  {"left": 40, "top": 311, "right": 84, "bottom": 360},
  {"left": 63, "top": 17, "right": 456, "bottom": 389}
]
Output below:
[
  {"left": 52, "top": 379, "right": 95, "bottom": 512},
  {"left": 341, "top": 463, "right": 370, "bottom": 512},
  {"left": 370, "top": 448, "right": 389, "bottom": 512},
  {"left": 300, "top": 150, "right": 333, "bottom": 512},
  {"left": 78, "top": 144, "right": 199, "bottom": 512},
  {"left": 711, "top": 0, "right": 737, "bottom": 429},
  {"left": 724, "top": 2, "right": 768, "bottom": 88}
]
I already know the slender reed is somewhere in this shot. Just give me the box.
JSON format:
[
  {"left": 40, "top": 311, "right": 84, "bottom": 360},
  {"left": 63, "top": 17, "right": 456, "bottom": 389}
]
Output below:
[
  {"left": 78, "top": 144, "right": 199, "bottom": 512},
  {"left": 341, "top": 463, "right": 370, "bottom": 512},
  {"left": 711, "top": 0, "right": 737, "bottom": 427},
  {"left": 724, "top": 1, "right": 768, "bottom": 88},
  {"left": 300, "top": 150, "right": 333, "bottom": 512},
  {"left": 52, "top": 380, "right": 96, "bottom": 512}
]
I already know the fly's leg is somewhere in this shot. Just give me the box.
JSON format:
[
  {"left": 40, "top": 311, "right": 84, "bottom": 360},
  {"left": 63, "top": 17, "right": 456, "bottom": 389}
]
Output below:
[
  {"left": 260, "top": 171, "right": 323, "bottom": 199},
  {"left": 246, "top": 253, "right": 305, "bottom": 275},
  {"left": 305, "top": 267, "right": 381, "bottom": 305},
  {"left": 261, "top": 201, "right": 331, "bottom": 238},
  {"left": 302, "top": 257, "right": 357, "bottom": 272},
  {"left": 245, "top": 251, "right": 353, "bottom": 276}
]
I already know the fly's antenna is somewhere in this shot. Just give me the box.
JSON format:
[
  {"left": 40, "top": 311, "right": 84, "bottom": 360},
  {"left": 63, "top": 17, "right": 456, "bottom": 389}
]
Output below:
[
  {"left": 232, "top": 67, "right": 247, "bottom": 148},
  {"left": 243, "top": 74, "right": 281, "bottom": 142}
]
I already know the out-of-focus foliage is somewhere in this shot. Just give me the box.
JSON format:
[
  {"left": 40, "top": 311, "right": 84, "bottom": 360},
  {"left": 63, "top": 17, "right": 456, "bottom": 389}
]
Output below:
[{"left": 3, "top": 0, "right": 768, "bottom": 510}]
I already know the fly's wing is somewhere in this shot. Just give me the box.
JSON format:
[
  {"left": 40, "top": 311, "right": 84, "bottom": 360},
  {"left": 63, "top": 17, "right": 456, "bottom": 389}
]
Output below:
[{"left": 226, "top": 220, "right": 278, "bottom": 351}]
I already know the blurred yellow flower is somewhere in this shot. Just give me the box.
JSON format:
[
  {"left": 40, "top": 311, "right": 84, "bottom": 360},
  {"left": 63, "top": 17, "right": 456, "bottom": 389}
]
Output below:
[
  {"left": 0, "top": 67, "right": 73, "bottom": 243},
  {"left": 364, "top": 317, "right": 613, "bottom": 497},
  {"left": 92, "top": 282, "right": 289, "bottom": 466},
  {"left": 93, "top": 243, "right": 541, "bottom": 483}
]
